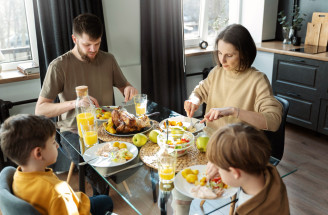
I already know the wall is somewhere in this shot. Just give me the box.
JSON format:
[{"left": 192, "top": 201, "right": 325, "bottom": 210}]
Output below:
[
  {"left": 252, "top": 51, "right": 274, "bottom": 83},
  {"left": 102, "top": 0, "right": 141, "bottom": 105}
]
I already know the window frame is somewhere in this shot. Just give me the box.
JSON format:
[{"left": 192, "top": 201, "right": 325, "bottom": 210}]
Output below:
[
  {"left": 184, "top": 0, "right": 241, "bottom": 48},
  {"left": 1, "top": 0, "right": 39, "bottom": 71}
]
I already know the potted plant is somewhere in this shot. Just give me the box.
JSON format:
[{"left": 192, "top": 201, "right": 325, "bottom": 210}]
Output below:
[
  {"left": 277, "top": 10, "right": 291, "bottom": 44},
  {"left": 278, "top": 5, "right": 306, "bottom": 45}
]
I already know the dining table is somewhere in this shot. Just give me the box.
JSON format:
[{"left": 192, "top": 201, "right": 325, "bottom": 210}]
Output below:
[{"left": 56, "top": 100, "right": 297, "bottom": 215}]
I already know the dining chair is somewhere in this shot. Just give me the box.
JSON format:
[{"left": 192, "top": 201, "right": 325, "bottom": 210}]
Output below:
[
  {"left": 0, "top": 166, "right": 41, "bottom": 215},
  {"left": 264, "top": 96, "right": 290, "bottom": 162}
]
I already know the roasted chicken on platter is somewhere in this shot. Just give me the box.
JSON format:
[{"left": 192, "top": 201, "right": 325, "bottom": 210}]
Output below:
[{"left": 111, "top": 107, "right": 151, "bottom": 133}]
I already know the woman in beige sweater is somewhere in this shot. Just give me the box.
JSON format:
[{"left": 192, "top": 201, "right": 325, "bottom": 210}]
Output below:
[
  {"left": 185, "top": 24, "right": 282, "bottom": 133},
  {"left": 173, "top": 24, "right": 283, "bottom": 214}
]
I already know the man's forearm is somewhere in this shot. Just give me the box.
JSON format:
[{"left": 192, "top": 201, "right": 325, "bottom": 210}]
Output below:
[{"left": 35, "top": 100, "right": 76, "bottom": 118}]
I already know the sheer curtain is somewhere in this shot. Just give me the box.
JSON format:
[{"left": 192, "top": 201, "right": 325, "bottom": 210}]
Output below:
[
  {"left": 32, "top": 0, "right": 107, "bottom": 86},
  {"left": 140, "top": 0, "right": 186, "bottom": 114}
]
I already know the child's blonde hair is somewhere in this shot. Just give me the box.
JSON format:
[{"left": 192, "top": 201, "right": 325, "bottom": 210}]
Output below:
[{"left": 206, "top": 123, "right": 271, "bottom": 175}]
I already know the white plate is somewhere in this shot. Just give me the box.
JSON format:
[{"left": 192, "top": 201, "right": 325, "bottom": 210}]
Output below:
[
  {"left": 159, "top": 116, "right": 205, "bottom": 134},
  {"left": 104, "top": 121, "right": 153, "bottom": 137},
  {"left": 174, "top": 165, "right": 238, "bottom": 200},
  {"left": 82, "top": 141, "right": 138, "bottom": 167}
]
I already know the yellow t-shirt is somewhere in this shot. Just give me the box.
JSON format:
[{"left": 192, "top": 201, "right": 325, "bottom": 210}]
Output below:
[
  {"left": 193, "top": 66, "right": 282, "bottom": 131},
  {"left": 13, "top": 167, "right": 91, "bottom": 215}
]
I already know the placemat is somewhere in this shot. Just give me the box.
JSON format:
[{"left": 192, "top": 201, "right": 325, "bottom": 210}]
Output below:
[{"left": 139, "top": 142, "right": 208, "bottom": 172}]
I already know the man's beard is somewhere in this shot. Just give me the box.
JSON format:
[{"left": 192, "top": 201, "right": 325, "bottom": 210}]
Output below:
[{"left": 77, "top": 44, "right": 98, "bottom": 63}]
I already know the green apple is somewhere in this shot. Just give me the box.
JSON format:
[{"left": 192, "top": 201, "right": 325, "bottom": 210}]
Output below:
[
  {"left": 149, "top": 130, "right": 160, "bottom": 143},
  {"left": 132, "top": 133, "right": 148, "bottom": 147},
  {"left": 196, "top": 136, "right": 209, "bottom": 152}
]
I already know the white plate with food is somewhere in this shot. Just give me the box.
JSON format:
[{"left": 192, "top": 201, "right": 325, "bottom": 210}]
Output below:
[
  {"left": 174, "top": 165, "right": 238, "bottom": 200},
  {"left": 82, "top": 141, "right": 138, "bottom": 167},
  {"left": 103, "top": 107, "right": 153, "bottom": 137},
  {"left": 159, "top": 116, "right": 205, "bottom": 134}
]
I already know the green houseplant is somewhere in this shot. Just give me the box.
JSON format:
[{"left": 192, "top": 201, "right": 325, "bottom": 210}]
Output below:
[{"left": 278, "top": 5, "right": 306, "bottom": 44}]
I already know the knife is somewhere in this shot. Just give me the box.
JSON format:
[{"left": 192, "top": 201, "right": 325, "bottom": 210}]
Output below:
[{"left": 104, "top": 162, "right": 144, "bottom": 177}]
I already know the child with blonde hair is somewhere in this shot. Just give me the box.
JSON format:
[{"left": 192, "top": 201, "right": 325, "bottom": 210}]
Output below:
[{"left": 206, "top": 123, "right": 289, "bottom": 214}]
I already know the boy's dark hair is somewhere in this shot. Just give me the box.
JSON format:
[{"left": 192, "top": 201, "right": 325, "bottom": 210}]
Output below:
[
  {"left": 73, "top": 13, "right": 103, "bottom": 40},
  {"left": 213, "top": 24, "right": 257, "bottom": 71},
  {"left": 0, "top": 114, "right": 56, "bottom": 166},
  {"left": 206, "top": 123, "right": 271, "bottom": 175}
]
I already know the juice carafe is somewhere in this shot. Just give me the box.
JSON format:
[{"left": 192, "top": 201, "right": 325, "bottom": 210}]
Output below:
[{"left": 75, "top": 85, "right": 96, "bottom": 137}]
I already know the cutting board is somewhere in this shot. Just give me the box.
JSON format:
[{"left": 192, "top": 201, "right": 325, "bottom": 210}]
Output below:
[
  {"left": 312, "top": 13, "right": 328, "bottom": 47},
  {"left": 312, "top": 12, "right": 328, "bottom": 24},
  {"left": 305, "top": 22, "right": 322, "bottom": 46}
]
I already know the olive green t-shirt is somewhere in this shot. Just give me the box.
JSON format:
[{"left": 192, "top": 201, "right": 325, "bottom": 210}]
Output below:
[{"left": 40, "top": 50, "right": 128, "bottom": 131}]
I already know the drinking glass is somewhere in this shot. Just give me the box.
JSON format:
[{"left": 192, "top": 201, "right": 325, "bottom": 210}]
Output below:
[
  {"left": 134, "top": 94, "right": 147, "bottom": 116},
  {"left": 82, "top": 124, "right": 98, "bottom": 148}
]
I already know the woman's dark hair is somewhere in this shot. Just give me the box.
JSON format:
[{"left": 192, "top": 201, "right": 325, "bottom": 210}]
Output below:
[
  {"left": 73, "top": 13, "right": 103, "bottom": 40},
  {"left": 213, "top": 24, "right": 257, "bottom": 71}
]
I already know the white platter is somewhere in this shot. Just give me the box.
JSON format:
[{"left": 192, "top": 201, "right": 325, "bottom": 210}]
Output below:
[
  {"left": 159, "top": 116, "right": 205, "bottom": 134},
  {"left": 82, "top": 141, "right": 138, "bottom": 167},
  {"left": 174, "top": 165, "right": 238, "bottom": 200}
]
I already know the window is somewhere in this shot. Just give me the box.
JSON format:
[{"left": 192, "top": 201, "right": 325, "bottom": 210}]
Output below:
[
  {"left": 183, "top": 0, "right": 239, "bottom": 48},
  {"left": 0, "top": 0, "right": 38, "bottom": 70}
]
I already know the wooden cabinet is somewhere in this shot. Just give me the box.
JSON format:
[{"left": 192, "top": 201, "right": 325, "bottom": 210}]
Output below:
[{"left": 272, "top": 53, "right": 328, "bottom": 133}]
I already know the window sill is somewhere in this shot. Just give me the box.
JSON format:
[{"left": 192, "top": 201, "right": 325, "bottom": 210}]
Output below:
[
  {"left": 185, "top": 45, "right": 214, "bottom": 57},
  {"left": 0, "top": 69, "right": 40, "bottom": 84}
]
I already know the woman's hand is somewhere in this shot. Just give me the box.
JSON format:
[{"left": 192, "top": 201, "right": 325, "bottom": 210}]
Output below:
[
  {"left": 206, "top": 162, "right": 220, "bottom": 181},
  {"left": 184, "top": 100, "right": 200, "bottom": 117},
  {"left": 200, "top": 107, "right": 238, "bottom": 123}
]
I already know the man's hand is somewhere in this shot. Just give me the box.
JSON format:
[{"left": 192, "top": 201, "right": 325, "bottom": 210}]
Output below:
[
  {"left": 124, "top": 86, "right": 138, "bottom": 102},
  {"left": 76, "top": 96, "right": 99, "bottom": 108}
]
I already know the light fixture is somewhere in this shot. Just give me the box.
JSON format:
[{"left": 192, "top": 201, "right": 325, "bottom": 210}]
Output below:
[{"left": 0, "top": 50, "right": 5, "bottom": 73}]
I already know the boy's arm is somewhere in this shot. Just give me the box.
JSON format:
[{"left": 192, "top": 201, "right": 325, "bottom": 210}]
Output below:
[{"left": 49, "top": 193, "right": 90, "bottom": 215}]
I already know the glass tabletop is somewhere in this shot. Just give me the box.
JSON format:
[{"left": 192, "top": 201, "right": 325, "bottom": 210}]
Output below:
[{"left": 56, "top": 101, "right": 297, "bottom": 215}]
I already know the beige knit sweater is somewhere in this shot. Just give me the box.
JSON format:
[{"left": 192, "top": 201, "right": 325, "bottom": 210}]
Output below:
[{"left": 192, "top": 66, "right": 282, "bottom": 132}]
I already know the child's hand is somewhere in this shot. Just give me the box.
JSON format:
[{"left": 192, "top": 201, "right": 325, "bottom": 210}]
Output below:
[{"left": 206, "top": 161, "right": 220, "bottom": 182}]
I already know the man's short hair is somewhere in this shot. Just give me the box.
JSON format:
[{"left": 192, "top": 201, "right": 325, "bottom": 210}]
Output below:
[
  {"left": 0, "top": 114, "right": 56, "bottom": 166},
  {"left": 206, "top": 123, "right": 271, "bottom": 175},
  {"left": 73, "top": 13, "right": 103, "bottom": 40}
]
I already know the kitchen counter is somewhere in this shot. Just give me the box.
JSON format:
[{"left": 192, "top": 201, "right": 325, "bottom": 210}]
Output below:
[{"left": 256, "top": 41, "right": 328, "bottom": 62}]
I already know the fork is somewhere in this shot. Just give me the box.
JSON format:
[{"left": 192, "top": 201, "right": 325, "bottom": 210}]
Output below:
[{"left": 78, "top": 157, "right": 98, "bottom": 166}]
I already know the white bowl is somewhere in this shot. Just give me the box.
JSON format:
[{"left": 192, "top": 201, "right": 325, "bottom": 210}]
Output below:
[{"left": 157, "top": 130, "right": 194, "bottom": 157}]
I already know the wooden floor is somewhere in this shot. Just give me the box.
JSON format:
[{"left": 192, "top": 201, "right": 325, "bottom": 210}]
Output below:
[{"left": 1, "top": 123, "right": 327, "bottom": 215}]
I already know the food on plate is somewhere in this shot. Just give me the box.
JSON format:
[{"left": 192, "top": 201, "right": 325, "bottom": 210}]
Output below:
[
  {"left": 132, "top": 133, "right": 148, "bottom": 147},
  {"left": 191, "top": 185, "right": 224, "bottom": 199},
  {"left": 111, "top": 107, "right": 151, "bottom": 133},
  {"left": 96, "top": 108, "right": 112, "bottom": 120},
  {"left": 163, "top": 120, "right": 197, "bottom": 133},
  {"left": 104, "top": 117, "right": 116, "bottom": 134},
  {"left": 96, "top": 142, "right": 133, "bottom": 163},
  {"left": 181, "top": 168, "right": 199, "bottom": 184},
  {"left": 195, "top": 177, "right": 207, "bottom": 186},
  {"left": 196, "top": 136, "right": 209, "bottom": 152},
  {"left": 148, "top": 129, "right": 160, "bottom": 143},
  {"left": 119, "top": 142, "right": 127, "bottom": 149},
  {"left": 209, "top": 176, "right": 228, "bottom": 189}
]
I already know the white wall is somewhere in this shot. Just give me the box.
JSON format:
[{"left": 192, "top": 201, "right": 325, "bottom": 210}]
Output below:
[
  {"left": 252, "top": 51, "right": 274, "bottom": 83},
  {"left": 102, "top": 0, "right": 141, "bottom": 106}
]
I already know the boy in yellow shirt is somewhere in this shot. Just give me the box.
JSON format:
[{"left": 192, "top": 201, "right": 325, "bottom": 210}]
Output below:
[
  {"left": 206, "top": 123, "right": 289, "bottom": 214},
  {"left": 0, "top": 114, "right": 113, "bottom": 215}
]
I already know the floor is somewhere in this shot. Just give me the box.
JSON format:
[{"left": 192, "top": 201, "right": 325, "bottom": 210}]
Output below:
[{"left": 1, "top": 123, "right": 327, "bottom": 215}]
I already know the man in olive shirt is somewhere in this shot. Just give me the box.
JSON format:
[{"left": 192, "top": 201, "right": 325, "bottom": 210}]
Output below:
[{"left": 35, "top": 13, "right": 138, "bottom": 195}]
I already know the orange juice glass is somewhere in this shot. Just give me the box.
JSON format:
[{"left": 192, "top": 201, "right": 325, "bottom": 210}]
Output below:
[
  {"left": 159, "top": 167, "right": 175, "bottom": 181},
  {"left": 134, "top": 94, "right": 147, "bottom": 116},
  {"left": 76, "top": 112, "right": 94, "bottom": 137},
  {"left": 82, "top": 124, "right": 98, "bottom": 147}
]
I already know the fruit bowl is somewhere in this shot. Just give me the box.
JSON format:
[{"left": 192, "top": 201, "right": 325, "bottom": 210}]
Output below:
[{"left": 157, "top": 130, "right": 194, "bottom": 157}]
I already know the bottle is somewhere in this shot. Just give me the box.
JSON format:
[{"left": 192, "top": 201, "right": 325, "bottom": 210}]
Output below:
[{"left": 75, "top": 85, "right": 96, "bottom": 137}]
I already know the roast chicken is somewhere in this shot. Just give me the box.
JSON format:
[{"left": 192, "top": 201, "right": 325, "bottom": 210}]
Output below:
[{"left": 111, "top": 107, "right": 151, "bottom": 133}]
